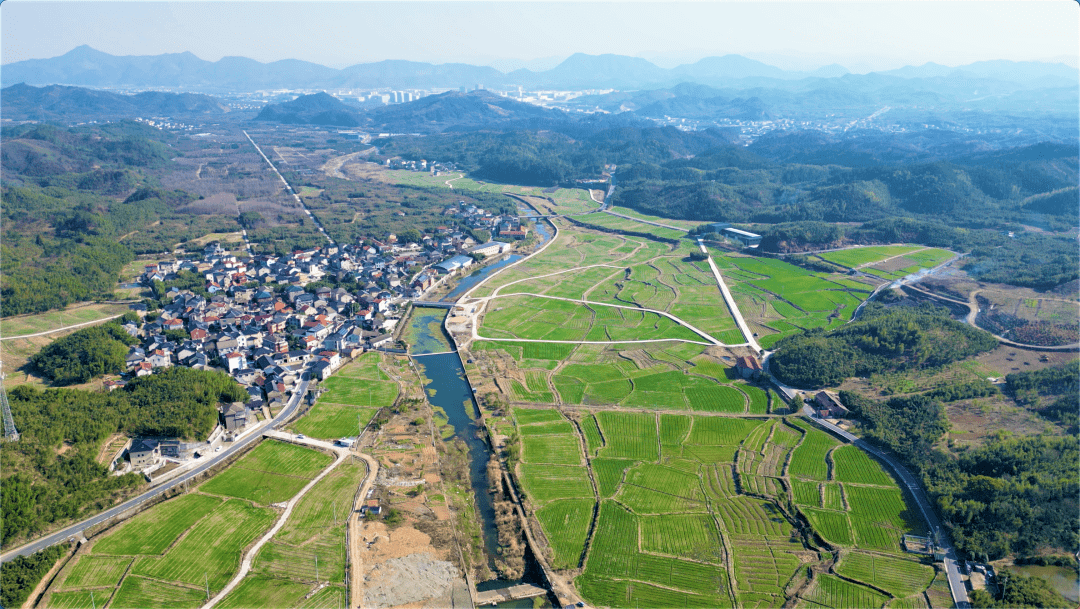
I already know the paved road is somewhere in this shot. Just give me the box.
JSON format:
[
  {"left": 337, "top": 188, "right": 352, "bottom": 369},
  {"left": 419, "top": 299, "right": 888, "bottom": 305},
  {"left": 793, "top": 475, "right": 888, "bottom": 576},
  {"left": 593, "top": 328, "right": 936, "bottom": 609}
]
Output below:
[
  {"left": 800, "top": 405, "right": 971, "bottom": 609},
  {"left": 0, "top": 378, "right": 310, "bottom": 563},
  {"left": 698, "top": 239, "right": 761, "bottom": 352}
]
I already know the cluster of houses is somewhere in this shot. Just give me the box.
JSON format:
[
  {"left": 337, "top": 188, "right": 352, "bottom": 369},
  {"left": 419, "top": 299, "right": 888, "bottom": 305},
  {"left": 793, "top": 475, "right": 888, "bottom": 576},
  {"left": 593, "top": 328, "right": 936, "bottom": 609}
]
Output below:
[
  {"left": 114, "top": 232, "right": 515, "bottom": 471},
  {"left": 442, "top": 201, "right": 530, "bottom": 241}
]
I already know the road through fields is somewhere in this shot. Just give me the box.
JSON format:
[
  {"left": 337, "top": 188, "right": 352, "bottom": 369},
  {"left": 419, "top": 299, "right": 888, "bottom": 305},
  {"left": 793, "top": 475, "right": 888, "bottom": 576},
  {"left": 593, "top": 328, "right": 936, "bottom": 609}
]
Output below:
[{"left": 0, "top": 379, "right": 310, "bottom": 563}]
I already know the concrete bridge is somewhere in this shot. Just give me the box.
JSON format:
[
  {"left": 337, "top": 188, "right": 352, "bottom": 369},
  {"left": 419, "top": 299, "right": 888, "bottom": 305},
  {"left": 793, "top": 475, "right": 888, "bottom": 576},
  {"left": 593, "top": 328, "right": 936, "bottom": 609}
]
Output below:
[
  {"left": 410, "top": 301, "right": 454, "bottom": 309},
  {"left": 474, "top": 583, "right": 548, "bottom": 606}
]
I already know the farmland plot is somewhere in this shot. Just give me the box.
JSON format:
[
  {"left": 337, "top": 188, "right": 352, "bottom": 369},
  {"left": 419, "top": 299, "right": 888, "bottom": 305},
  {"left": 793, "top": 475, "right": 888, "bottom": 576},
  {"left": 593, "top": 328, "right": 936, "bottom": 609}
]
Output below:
[
  {"left": 518, "top": 464, "right": 593, "bottom": 503},
  {"left": 56, "top": 556, "right": 132, "bottom": 590},
  {"left": 835, "top": 551, "right": 936, "bottom": 599},
  {"left": 93, "top": 493, "right": 222, "bottom": 556},
  {"left": 109, "top": 576, "right": 206, "bottom": 609},
  {"left": 832, "top": 445, "right": 896, "bottom": 486},
  {"left": 802, "top": 573, "right": 890, "bottom": 609},
  {"left": 131, "top": 499, "right": 277, "bottom": 591},
  {"left": 536, "top": 498, "right": 594, "bottom": 569}
]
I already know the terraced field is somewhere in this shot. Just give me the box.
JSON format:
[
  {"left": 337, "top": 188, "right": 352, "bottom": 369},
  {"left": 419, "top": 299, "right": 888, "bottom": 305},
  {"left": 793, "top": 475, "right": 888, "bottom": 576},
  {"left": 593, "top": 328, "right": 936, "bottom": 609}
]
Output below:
[{"left": 502, "top": 405, "right": 936, "bottom": 608}]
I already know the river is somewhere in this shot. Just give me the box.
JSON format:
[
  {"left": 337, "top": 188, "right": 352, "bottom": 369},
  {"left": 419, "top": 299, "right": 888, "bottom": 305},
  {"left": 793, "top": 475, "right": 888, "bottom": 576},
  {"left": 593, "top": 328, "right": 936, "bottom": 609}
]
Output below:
[
  {"left": 406, "top": 304, "right": 551, "bottom": 607},
  {"left": 1009, "top": 565, "right": 1080, "bottom": 603}
]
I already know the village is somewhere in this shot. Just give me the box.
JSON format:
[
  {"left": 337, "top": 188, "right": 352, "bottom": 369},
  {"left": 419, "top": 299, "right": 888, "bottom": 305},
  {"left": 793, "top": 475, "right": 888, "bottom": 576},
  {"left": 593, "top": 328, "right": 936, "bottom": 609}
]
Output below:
[{"left": 107, "top": 200, "right": 529, "bottom": 479}]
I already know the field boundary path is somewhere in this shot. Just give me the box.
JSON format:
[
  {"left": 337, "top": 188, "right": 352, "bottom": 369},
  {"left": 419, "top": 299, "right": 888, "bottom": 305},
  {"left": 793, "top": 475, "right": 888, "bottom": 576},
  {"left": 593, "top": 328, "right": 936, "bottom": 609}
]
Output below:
[
  {"left": 1, "top": 314, "right": 126, "bottom": 340},
  {"left": 479, "top": 292, "right": 724, "bottom": 346},
  {"left": 697, "top": 239, "right": 761, "bottom": 352},
  {"left": 243, "top": 130, "right": 335, "bottom": 247},
  {"left": 203, "top": 432, "right": 355, "bottom": 609},
  {"left": 1, "top": 379, "right": 309, "bottom": 563},
  {"left": 799, "top": 406, "right": 971, "bottom": 609},
  {"left": 445, "top": 173, "right": 464, "bottom": 188}
]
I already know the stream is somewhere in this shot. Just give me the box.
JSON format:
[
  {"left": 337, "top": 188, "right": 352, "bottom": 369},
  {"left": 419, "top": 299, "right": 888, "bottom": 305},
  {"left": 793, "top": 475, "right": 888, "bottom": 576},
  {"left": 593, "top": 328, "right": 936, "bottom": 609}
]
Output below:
[{"left": 402, "top": 211, "right": 555, "bottom": 605}]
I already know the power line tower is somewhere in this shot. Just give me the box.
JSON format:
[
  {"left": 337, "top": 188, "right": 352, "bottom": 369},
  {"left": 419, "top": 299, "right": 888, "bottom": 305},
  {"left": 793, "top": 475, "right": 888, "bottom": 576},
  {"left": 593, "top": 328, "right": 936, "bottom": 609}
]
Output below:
[{"left": 1, "top": 363, "right": 18, "bottom": 442}]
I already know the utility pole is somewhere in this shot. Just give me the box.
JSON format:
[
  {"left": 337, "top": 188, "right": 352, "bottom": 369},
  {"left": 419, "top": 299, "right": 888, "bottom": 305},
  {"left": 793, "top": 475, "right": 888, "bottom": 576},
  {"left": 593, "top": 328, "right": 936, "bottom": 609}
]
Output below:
[
  {"left": 333, "top": 500, "right": 338, "bottom": 526},
  {"left": 315, "top": 553, "right": 320, "bottom": 583},
  {"left": 90, "top": 590, "right": 96, "bottom": 609},
  {"left": 205, "top": 572, "right": 209, "bottom": 600}
]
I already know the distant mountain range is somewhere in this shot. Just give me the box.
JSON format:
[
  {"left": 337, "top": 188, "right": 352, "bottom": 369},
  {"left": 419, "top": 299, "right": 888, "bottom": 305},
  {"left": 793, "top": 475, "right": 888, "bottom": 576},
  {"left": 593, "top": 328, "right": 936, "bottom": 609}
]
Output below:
[{"left": 3, "top": 46, "right": 1076, "bottom": 93}]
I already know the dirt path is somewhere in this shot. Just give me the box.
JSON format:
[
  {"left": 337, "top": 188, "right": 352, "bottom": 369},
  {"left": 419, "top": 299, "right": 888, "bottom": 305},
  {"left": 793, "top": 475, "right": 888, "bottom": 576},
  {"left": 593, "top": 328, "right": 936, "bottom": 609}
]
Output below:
[
  {"left": 203, "top": 436, "right": 353, "bottom": 609},
  {"left": 445, "top": 173, "right": 464, "bottom": 188},
  {"left": 322, "top": 152, "right": 364, "bottom": 180},
  {"left": 1, "top": 314, "right": 126, "bottom": 341},
  {"left": 348, "top": 451, "right": 380, "bottom": 609},
  {"left": 604, "top": 209, "right": 689, "bottom": 233}
]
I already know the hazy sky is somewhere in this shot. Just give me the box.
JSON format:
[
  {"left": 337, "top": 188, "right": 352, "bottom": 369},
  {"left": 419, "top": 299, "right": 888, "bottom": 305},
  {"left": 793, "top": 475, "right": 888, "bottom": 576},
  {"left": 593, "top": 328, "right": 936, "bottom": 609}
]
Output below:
[{"left": 2, "top": 1, "right": 1077, "bottom": 72}]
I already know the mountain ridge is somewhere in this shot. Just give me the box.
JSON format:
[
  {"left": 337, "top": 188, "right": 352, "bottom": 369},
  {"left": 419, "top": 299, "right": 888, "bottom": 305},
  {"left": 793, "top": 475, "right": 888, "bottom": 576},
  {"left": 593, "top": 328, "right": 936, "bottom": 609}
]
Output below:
[{"left": 3, "top": 46, "right": 1074, "bottom": 92}]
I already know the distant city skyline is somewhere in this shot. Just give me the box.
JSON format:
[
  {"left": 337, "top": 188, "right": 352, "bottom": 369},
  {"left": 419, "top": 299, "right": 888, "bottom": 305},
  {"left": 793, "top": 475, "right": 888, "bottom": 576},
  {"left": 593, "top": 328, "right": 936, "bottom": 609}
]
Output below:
[{"left": 2, "top": 1, "right": 1077, "bottom": 73}]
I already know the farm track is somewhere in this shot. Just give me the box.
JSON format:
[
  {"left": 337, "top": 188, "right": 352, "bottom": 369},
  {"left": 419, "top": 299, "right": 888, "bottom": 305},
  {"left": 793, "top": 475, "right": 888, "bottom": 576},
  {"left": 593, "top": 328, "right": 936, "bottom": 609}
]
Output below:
[
  {"left": 1, "top": 314, "right": 126, "bottom": 340},
  {"left": 905, "top": 285, "right": 1080, "bottom": 351},
  {"left": 202, "top": 436, "right": 371, "bottom": 609}
]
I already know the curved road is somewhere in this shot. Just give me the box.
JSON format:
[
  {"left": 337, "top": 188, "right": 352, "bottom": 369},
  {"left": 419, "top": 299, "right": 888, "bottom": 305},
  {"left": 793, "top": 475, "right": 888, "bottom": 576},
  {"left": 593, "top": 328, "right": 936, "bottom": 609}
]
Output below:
[
  {"left": 801, "top": 406, "right": 971, "bottom": 609},
  {"left": 1, "top": 378, "right": 310, "bottom": 563}
]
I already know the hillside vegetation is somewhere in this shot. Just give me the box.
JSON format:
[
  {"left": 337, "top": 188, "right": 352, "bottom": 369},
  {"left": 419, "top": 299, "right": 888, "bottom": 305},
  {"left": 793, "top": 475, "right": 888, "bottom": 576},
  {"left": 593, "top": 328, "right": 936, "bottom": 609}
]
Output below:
[
  {"left": 770, "top": 303, "right": 998, "bottom": 388},
  {"left": 1, "top": 368, "right": 247, "bottom": 545}
]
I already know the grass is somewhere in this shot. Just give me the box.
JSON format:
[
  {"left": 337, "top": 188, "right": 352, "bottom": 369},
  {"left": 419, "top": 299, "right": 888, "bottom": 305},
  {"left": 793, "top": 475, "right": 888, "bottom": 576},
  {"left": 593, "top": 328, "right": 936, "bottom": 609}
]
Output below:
[
  {"left": 521, "top": 434, "right": 582, "bottom": 465},
  {"left": 200, "top": 440, "right": 332, "bottom": 504},
  {"left": 93, "top": 493, "right": 223, "bottom": 556},
  {"left": 817, "top": 245, "right": 922, "bottom": 268},
  {"left": 788, "top": 423, "right": 841, "bottom": 481},
  {"left": 317, "top": 354, "right": 399, "bottom": 408},
  {"left": 596, "top": 411, "right": 659, "bottom": 461},
  {"left": 47, "top": 591, "right": 110, "bottom": 609},
  {"left": 131, "top": 499, "right": 277, "bottom": 592},
  {"left": 592, "top": 458, "right": 632, "bottom": 498},
  {"left": 803, "top": 508, "right": 855, "bottom": 546},
  {"left": 0, "top": 303, "right": 131, "bottom": 338},
  {"left": 803, "top": 573, "right": 890, "bottom": 609},
  {"left": 276, "top": 459, "right": 366, "bottom": 545},
  {"left": 518, "top": 464, "right": 593, "bottom": 504},
  {"left": 639, "top": 513, "right": 720, "bottom": 561},
  {"left": 836, "top": 551, "right": 936, "bottom": 598},
  {"left": 580, "top": 414, "right": 604, "bottom": 455},
  {"left": 513, "top": 407, "right": 565, "bottom": 425},
  {"left": 292, "top": 403, "right": 378, "bottom": 439},
  {"left": 536, "top": 498, "right": 594, "bottom": 569},
  {"left": 481, "top": 295, "right": 707, "bottom": 343}
]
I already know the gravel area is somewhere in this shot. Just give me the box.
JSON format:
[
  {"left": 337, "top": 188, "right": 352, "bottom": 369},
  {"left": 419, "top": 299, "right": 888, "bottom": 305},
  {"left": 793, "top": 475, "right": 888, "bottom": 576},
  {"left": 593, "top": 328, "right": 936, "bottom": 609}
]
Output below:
[{"left": 363, "top": 552, "right": 459, "bottom": 608}]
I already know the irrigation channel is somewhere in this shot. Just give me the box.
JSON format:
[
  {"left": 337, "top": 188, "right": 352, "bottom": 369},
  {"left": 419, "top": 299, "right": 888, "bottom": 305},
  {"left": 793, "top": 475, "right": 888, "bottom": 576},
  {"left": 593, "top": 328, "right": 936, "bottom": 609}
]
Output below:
[{"left": 406, "top": 210, "right": 556, "bottom": 607}]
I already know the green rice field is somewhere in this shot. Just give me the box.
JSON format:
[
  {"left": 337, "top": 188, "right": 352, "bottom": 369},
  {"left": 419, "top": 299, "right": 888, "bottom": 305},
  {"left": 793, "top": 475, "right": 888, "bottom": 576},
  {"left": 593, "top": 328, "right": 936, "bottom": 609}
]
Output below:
[{"left": 502, "top": 404, "right": 935, "bottom": 608}]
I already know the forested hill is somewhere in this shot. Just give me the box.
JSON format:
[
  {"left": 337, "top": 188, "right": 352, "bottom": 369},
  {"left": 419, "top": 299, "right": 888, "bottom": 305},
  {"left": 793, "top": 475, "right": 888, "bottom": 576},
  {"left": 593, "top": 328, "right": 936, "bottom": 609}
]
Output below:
[
  {"left": 770, "top": 303, "right": 998, "bottom": 388},
  {"left": 255, "top": 89, "right": 615, "bottom": 132},
  {"left": 2, "top": 367, "right": 247, "bottom": 546},
  {"left": 0, "top": 121, "right": 224, "bottom": 317},
  {"left": 0, "top": 83, "right": 232, "bottom": 122}
]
